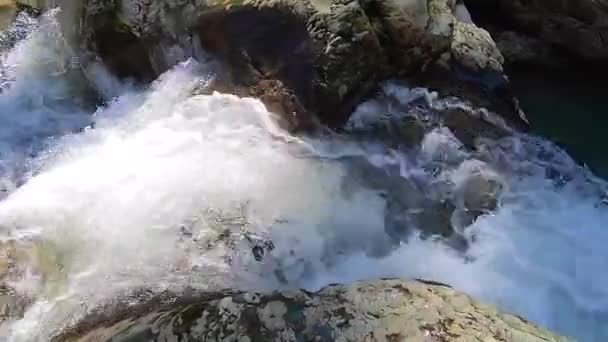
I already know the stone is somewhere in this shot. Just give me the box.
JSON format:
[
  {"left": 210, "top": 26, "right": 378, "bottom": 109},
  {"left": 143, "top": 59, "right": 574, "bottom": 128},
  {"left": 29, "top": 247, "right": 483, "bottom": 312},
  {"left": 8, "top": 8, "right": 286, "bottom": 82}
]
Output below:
[
  {"left": 494, "top": 31, "right": 565, "bottom": 68},
  {"left": 363, "top": 0, "right": 506, "bottom": 75},
  {"left": 78, "top": 0, "right": 386, "bottom": 129},
  {"left": 451, "top": 20, "right": 503, "bottom": 73},
  {"left": 465, "top": 0, "right": 608, "bottom": 66},
  {"left": 443, "top": 108, "right": 510, "bottom": 150},
  {"left": 461, "top": 174, "right": 502, "bottom": 212},
  {"left": 69, "top": 0, "right": 528, "bottom": 129},
  {"left": 395, "top": 116, "right": 427, "bottom": 147},
  {"left": 0, "top": 1, "right": 39, "bottom": 53},
  {"left": 54, "top": 279, "right": 570, "bottom": 342}
]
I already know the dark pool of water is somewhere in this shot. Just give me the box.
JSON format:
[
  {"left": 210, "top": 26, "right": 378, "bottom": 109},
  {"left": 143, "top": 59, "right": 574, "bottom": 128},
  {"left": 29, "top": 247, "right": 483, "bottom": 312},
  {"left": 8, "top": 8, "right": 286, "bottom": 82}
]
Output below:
[{"left": 509, "top": 69, "right": 608, "bottom": 178}]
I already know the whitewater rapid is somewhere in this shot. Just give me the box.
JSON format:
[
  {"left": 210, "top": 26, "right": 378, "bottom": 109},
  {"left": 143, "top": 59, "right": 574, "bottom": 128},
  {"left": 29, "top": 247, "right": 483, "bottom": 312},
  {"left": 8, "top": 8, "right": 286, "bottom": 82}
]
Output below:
[{"left": 1, "top": 10, "right": 608, "bottom": 342}]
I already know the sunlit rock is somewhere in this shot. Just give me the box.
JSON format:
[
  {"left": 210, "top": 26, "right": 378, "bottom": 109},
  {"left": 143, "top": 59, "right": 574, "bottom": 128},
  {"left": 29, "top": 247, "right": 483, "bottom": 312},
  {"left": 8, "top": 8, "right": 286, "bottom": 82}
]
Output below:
[
  {"left": 65, "top": 0, "right": 528, "bottom": 129},
  {"left": 54, "top": 279, "right": 570, "bottom": 342}
]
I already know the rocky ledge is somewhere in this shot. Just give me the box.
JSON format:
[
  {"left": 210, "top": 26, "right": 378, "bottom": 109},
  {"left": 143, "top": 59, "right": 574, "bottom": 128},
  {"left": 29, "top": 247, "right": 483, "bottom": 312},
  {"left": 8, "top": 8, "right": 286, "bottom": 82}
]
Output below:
[
  {"left": 55, "top": 279, "right": 569, "bottom": 342},
  {"left": 464, "top": 0, "right": 608, "bottom": 69},
  {"left": 73, "top": 0, "right": 527, "bottom": 130}
]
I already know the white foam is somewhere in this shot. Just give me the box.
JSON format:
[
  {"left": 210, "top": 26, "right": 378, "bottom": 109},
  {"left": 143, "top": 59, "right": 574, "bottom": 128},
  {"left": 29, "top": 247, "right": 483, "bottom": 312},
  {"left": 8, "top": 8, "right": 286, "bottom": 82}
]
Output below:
[{"left": 0, "top": 10, "right": 92, "bottom": 195}]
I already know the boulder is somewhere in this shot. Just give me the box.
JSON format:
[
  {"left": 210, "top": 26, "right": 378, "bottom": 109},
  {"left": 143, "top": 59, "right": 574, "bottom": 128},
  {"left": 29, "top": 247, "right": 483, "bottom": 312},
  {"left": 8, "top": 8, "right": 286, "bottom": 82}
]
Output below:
[
  {"left": 494, "top": 31, "right": 566, "bottom": 68},
  {"left": 54, "top": 279, "right": 569, "bottom": 342},
  {"left": 79, "top": 0, "right": 386, "bottom": 129},
  {"left": 465, "top": 0, "right": 608, "bottom": 66},
  {"left": 443, "top": 108, "right": 510, "bottom": 150},
  {"left": 356, "top": 0, "right": 526, "bottom": 126},
  {"left": 73, "top": 0, "right": 527, "bottom": 129},
  {"left": 0, "top": 0, "right": 16, "bottom": 31}
]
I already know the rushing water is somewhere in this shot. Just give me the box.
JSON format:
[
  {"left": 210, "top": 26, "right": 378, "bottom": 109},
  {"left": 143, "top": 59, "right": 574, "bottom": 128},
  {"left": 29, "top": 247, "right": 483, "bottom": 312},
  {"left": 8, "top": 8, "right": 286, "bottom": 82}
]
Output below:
[{"left": 1, "top": 10, "right": 608, "bottom": 342}]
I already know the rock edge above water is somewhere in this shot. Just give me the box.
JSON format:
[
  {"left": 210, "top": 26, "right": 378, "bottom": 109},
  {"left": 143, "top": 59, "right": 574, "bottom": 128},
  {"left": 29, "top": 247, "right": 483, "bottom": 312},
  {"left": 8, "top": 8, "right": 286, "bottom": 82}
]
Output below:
[
  {"left": 55, "top": 279, "right": 569, "bottom": 342},
  {"left": 75, "top": 0, "right": 527, "bottom": 130}
]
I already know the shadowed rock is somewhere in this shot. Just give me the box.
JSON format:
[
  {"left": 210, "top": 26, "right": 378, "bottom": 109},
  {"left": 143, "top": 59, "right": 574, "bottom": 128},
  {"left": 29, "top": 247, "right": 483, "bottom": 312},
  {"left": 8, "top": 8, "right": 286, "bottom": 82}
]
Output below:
[{"left": 465, "top": 0, "right": 608, "bottom": 67}]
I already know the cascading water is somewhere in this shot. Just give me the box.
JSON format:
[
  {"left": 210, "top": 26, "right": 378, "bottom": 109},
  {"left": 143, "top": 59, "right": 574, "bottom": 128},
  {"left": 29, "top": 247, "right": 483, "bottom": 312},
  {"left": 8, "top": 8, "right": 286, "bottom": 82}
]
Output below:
[{"left": 1, "top": 9, "right": 607, "bottom": 342}]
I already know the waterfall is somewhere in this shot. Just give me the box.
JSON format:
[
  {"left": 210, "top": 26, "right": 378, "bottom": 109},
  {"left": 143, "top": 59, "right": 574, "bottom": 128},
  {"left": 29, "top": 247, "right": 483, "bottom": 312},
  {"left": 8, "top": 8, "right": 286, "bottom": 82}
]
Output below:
[{"left": 0, "top": 9, "right": 607, "bottom": 342}]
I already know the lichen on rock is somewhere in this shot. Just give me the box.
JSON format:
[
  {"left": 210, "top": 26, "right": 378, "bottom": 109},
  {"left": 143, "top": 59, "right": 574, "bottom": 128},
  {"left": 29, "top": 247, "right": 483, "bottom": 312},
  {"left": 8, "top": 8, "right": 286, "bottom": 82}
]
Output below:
[{"left": 55, "top": 279, "right": 570, "bottom": 342}]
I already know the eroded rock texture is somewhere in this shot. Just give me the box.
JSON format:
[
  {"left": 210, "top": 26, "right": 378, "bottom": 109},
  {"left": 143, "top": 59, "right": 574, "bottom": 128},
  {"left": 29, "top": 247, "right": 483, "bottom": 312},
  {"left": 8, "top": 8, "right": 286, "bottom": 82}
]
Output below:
[
  {"left": 74, "top": 0, "right": 526, "bottom": 129},
  {"left": 56, "top": 279, "right": 570, "bottom": 342}
]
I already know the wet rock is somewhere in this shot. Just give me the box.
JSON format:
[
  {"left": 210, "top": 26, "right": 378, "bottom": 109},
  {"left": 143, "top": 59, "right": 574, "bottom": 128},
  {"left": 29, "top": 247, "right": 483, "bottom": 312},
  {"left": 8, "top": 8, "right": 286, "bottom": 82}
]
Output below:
[
  {"left": 0, "top": 7, "right": 38, "bottom": 53},
  {"left": 451, "top": 20, "right": 503, "bottom": 73},
  {"left": 78, "top": 0, "right": 385, "bottom": 129},
  {"left": 366, "top": 0, "right": 527, "bottom": 127},
  {"left": 415, "top": 199, "right": 457, "bottom": 238},
  {"left": 395, "top": 116, "right": 427, "bottom": 147},
  {"left": 340, "top": 155, "right": 466, "bottom": 248},
  {"left": 55, "top": 279, "right": 570, "bottom": 342},
  {"left": 385, "top": 181, "right": 456, "bottom": 239},
  {"left": 412, "top": 67, "right": 529, "bottom": 131},
  {"left": 366, "top": 0, "right": 503, "bottom": 74},
  {"left": 494, "top": 31, "right": 567, "bottom": 68},
  {"left": 465, "top": 0, "right": 608, "bottom": 67},
  {"left": 347, "top": 82, "right": 519, "bottom": 156},
  {"left": 0, "top": 291, "right": 31, "bottom": 325},
  {"left": 449, "top": 160, "right": 504, "bottom": 227},
  {"left": 0, "top": 240, "right": 34, "bottom": 326},
  {"left": 383, "top": 179, "right": 425, "bottom": 241},
  {"left": 92, "top": 24, "right": 155, "bottom": 83},
  {"left": 461, "top": 174, "right": 502, "bottom": 212},
  {"left": 72, "top": 0, "right": 528, "bottom": 129},
  {"left": 443, "top": 108, "right": 510, "bottom": 150},
  {"left": 346, "top": 102, "right": 431, "bottom": 148},
  {"left": 249, "top": 79, "right": 319, "bottom": 131},
  {"left": 362, "top": 0, "right": 450, "bottom": 72}
]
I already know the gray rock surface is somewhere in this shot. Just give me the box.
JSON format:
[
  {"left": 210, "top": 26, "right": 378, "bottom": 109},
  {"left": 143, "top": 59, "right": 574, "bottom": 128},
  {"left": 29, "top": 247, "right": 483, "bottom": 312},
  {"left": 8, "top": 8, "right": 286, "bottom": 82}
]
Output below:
[{"left": 55, "top": 279, "right": 570, "bottom": 342}]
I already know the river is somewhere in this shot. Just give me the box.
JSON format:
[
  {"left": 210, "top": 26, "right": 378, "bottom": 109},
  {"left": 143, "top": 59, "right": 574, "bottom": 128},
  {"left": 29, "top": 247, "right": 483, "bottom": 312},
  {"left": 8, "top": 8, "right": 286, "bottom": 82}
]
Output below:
[{"left": 1, "top": 10, "right": 607, "bottom": 342}]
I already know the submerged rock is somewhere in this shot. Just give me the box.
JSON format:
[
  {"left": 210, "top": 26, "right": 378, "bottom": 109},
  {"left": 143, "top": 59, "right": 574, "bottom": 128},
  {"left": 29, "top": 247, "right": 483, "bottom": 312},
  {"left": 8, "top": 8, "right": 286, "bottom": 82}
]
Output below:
[
  {"left": 494, "top": 31, "right": 566, "bottom": 69},
  {"left": 79, "top": 0, "right": 387, "bottom": 129},
  {"left": 443, "top": 108, "right": 510, "bottom": 150},
  {"left": 54, "top": 279, "right": 569, "bottom": 342}
]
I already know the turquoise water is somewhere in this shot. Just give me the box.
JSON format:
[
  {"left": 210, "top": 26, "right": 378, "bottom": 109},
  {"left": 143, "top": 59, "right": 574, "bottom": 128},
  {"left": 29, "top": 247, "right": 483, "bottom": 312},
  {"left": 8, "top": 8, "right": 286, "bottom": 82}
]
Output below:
[{"left": 510, "top": 70, "right": 608, "bottom": 178}]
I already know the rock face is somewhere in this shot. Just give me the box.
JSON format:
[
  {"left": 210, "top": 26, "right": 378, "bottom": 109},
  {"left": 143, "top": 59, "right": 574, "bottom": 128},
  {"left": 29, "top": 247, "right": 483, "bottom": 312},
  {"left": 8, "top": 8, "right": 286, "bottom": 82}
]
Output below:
[
  {"left": 55, "top": 279, "right": 568, "bottom": 342},
  {"left": 465, "top": 0, "right": 608, "bottom": 67},
  {"left": 0, "top": 0, "right": 16, "bottom": 31},
  {"left": 74, "top": 0, "right": 526, "bottom": 129}
]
